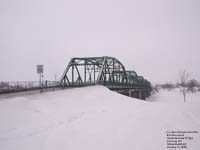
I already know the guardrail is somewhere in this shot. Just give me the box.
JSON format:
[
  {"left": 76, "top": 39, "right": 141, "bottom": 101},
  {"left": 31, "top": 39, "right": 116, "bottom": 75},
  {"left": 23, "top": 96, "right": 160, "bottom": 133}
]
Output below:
[{"left": 0, "top": 81, "right": 59, "bottom": 94}]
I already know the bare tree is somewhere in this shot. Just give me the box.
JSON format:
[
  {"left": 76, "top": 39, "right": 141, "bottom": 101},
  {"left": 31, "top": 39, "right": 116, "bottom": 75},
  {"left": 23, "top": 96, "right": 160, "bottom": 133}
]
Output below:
[{"left": 178, "top": 70, "right": 189, "bottom": 102}]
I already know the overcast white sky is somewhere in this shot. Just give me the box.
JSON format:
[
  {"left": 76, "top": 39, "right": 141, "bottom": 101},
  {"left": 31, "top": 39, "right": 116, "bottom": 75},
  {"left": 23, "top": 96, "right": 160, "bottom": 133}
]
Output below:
[{"left": 0, "top": 0, "right": 200, "bottom": 83}]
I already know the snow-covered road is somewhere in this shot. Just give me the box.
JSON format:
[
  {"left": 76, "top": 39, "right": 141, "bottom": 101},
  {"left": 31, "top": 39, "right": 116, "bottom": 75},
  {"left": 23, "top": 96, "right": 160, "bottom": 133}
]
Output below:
[{"left": 0, "top": 86, "right": 200, "bottom": 150}]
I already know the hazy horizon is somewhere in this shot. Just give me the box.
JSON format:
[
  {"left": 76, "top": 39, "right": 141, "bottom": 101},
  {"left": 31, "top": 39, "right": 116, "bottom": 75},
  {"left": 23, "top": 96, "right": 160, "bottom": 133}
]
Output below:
[{"left": 1, "top": 0, "right": 200, "bottom": 84}]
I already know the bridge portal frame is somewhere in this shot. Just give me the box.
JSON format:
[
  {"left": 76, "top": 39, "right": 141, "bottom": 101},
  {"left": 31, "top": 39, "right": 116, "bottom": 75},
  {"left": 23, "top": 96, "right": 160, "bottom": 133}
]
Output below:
[{"left": 59, "top": 56, "right": 128, "bottom": 87}]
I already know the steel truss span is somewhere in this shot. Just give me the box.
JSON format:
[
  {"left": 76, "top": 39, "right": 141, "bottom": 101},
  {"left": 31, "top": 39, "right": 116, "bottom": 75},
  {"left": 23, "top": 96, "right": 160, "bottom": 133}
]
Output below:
[{"left": 59, "top": 56, "right": 151, "bottom": 91}]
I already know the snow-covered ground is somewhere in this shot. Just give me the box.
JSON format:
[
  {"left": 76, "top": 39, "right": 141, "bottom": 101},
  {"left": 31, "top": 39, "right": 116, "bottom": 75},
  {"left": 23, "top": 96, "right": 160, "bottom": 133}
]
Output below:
[{"left": 0, "top": 86, "right": 200, "bottom": 150}]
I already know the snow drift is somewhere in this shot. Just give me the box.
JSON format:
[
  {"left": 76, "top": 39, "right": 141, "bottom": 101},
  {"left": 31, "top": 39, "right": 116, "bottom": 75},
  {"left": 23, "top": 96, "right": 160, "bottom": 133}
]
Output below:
[{"left": 0, "top": 86, "right": 200, "bottom": 150}]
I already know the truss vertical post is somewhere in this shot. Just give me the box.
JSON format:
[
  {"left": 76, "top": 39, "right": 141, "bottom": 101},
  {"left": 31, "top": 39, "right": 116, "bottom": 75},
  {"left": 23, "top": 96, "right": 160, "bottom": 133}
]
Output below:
[
  {"left": 112, "top": 59, "right": 115, "bottom": 83},
  {"left": 94, "top": 64, "right": 95, "bottom": 84},
  {"left": 104, "top": 59, "right": 107, "bottom": 83},
  {"left": 84, "top": 60, "right": 86, "bottom": 85},
  {"left": 72, "top": 66, "right": 74, "bottom": 85},
  {"left": 64, "top": 75, "right": 66, "bottom": 85}
]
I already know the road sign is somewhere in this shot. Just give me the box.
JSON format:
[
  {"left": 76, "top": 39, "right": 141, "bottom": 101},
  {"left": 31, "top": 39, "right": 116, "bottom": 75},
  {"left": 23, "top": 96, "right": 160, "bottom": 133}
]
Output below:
[{"left": 37, "top": 65, "right": 43, "bottom": 74}]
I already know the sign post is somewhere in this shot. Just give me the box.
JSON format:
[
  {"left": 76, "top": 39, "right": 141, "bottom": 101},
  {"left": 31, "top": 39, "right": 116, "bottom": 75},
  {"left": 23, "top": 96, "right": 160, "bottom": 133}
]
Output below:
[{"left": 37, "top": 65, "right": 44, "bottom": 93}]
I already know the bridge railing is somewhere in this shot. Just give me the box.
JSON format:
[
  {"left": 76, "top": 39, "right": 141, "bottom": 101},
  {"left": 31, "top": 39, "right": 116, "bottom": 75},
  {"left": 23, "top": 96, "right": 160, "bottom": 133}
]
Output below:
[{"left": 0, "top": 81, "right": 59, "bottom": 94}]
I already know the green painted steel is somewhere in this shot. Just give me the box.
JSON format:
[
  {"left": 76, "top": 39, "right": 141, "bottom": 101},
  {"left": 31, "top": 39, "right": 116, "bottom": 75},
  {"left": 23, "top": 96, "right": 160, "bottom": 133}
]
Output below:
[{"left": 59, "top": 56, "right": 151, "bottom": 90}]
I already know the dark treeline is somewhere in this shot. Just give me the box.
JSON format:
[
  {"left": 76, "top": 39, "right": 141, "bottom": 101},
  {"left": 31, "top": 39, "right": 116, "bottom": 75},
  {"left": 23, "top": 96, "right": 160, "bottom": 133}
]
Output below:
[{"left": 153, "top": 79, "right": 200, "bottom": 93}]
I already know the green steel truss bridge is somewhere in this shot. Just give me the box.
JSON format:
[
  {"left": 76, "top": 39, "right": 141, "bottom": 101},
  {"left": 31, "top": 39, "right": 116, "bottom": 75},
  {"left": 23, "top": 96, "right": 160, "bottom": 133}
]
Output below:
[
  {"left": 0, "top": 56, "right": 151, "bottom": 100},
  {"left": 60, "top": 56, "right": 152, "bottom": 100}
]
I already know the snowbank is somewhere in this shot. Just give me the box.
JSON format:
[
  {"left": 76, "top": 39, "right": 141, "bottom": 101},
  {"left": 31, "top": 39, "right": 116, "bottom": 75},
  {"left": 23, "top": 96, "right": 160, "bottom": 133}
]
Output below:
[{"left": 0, "top": 86, "right": 200, "bottom": 150}]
